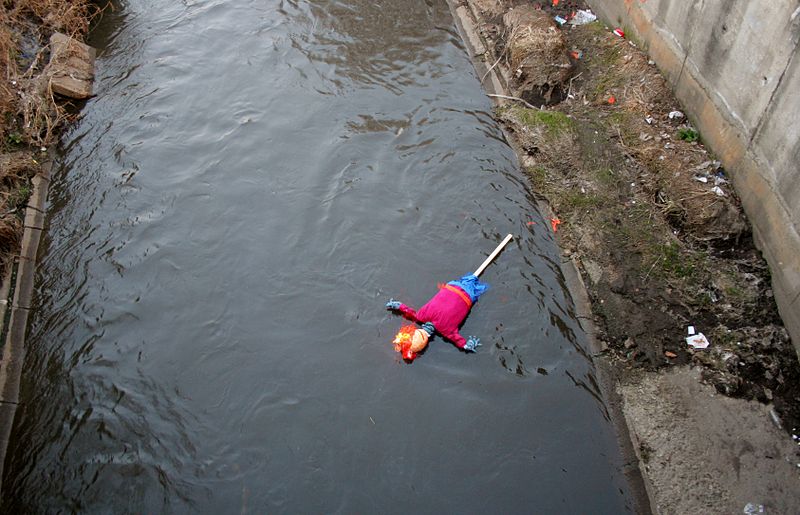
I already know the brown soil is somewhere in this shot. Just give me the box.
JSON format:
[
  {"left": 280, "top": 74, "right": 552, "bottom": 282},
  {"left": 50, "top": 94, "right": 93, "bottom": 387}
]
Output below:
[
  {"left": 0, "top": 0, "right": 98, "bottom": 267},
  {"left": 471, "top": 0, "right": 800, "bottom": 433}
]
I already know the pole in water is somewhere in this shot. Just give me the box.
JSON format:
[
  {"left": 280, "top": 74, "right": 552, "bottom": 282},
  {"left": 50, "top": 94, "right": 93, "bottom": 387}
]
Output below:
[{"left": 473, "top": 234, "right": 513, "bottom": 277}]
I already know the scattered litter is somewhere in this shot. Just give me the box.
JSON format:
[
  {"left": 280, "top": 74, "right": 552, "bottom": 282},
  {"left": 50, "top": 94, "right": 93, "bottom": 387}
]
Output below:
[
  {"left": 648, "top": 59, "right": 655, "bottom": 65},
  {"left": 608, "top": 95, "right": 616, "bottom": 104},
  {"left": 693, "top": 175, "right": 709, "bottom": 183},
  {"left": 554, "top": 15, "right": 567, "bottom": 26},
  {"left": 743, "top": 503, "right": 765, "bottom": 515},
  {"left": 552, "top": 0, "right": 559, "bottom": 5},
  {"left": 687, "top": 326, "right": 695, "bottom": 336},
  {"left": 613, "top": 28, "right": 625, "bottom": 38},
  {"left": 550, "top": 217, "right": 561, "bottom": 232},
  {"left": 687, "top": 332, "right": 710, "bottom": 349},
  {"left": 570, "top": 9, "right": 597, "bottom": 25},
  {"left": 714, "top": 175, "right": 728, "bottom": 186},
  {"left": 665, "top": 351, "right": 677, "bottom": 358},
  {"left": 711, "top": 186, "right": 726, "bottom": 197},
  {"left": 570, "top": 50, "right": 583, "bottom": 60},
  {"left": 645, "top": 116, "right": 654, "bottom": 124},
  {"left": 769, "top": 407, "right": 783, "bottom": 430},
  {"left": 526, "top": 221, "right": 537, "bottom": 226},
  {"left": 695, "top": 160, "right": 712, "bottom": 170},
  {"left": 668, "top": 110, "right": 684, "bottom": 120}
]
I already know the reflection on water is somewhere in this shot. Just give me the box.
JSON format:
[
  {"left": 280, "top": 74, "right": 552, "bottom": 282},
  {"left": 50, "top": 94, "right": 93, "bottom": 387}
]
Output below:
[{"left": 3, "top": 0, "right": 634, "bottom": 512}]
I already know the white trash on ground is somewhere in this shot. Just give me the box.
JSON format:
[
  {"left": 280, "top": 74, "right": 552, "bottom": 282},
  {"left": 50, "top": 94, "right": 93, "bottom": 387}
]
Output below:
[
  {"left": 570, "top": 10, "right": 597, "bottom": 25},
  {"left": 686, "top": 326, "right": 710, "bottom": 349}
]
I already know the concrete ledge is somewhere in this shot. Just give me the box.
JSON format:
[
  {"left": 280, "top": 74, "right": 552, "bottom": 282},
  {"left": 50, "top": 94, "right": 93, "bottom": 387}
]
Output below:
[{"left": 0, "top": 158, "right": 52, "bottom": 492}]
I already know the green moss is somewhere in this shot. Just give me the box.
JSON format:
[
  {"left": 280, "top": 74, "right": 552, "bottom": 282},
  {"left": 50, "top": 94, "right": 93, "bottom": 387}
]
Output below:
[
  {"left": 591, "top": 71, "right": 623, "bottom": 100},
  {"left": 661, "top": 242, "right": 694, "bottom": 277},
  {"left": 654, "top": 242, "right": 711, "bottom": 284},
  {"left": 525, "top": 166, "right": 549, "bottom": 192},
  {"left": 560, "top": 191, "right": 602, "bottom": 211},
  {"left": 594, "top": 167, "right": 617, "bottom": 186},
  {"left": 513, "top": 107, "right": 575, "bottom": 136}
]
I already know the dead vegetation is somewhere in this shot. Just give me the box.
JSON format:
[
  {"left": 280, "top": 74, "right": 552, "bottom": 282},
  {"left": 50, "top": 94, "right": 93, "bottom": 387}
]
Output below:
[
  {"left": 0, "top": 0, "right": 98, "bottom": 268},
  {"left": 478, "top": 2, "right": 799, "bottom": 431}
]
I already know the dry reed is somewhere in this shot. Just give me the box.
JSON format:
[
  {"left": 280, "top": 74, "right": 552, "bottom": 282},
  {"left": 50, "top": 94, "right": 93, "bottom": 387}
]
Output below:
[{"left": 1, "top": 0, "right": 99, "bottom": 266}]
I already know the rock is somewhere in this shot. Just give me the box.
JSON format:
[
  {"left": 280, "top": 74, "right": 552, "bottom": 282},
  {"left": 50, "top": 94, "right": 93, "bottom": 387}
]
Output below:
[
  {"left": 502, "top": 6, "right": 572, "bottom": 106},
  {"left": 582, "top": 258, "right": 603, "bottom": 285},
  {"left": 48, "top": 33, "right": 96, "bottom": 99}
]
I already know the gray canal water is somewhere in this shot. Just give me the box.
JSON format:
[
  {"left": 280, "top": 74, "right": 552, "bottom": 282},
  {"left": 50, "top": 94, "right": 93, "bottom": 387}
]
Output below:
[{"left": 3, "top": 0, "right": 635, "bottom": 512}]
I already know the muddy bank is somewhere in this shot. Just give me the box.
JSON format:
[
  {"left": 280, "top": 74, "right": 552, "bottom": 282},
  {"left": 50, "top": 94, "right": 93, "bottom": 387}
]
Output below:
[{"left": 452, "top": 0, "right": 800, "bottom": 512}]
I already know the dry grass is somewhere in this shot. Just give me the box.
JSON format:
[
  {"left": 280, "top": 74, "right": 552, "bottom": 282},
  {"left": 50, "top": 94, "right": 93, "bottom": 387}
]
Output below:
[
  {"left": 0, "top": 0, "right": 98, "bottom": 266},
  {"left": 5, "top": 0, "right": 97, "bottom": 37},
  {"left": 2, "top": 0, "right": 99, "bottom": 146}
]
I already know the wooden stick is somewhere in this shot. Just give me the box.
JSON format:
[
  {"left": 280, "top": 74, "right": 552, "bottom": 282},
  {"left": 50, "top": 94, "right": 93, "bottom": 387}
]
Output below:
[
  {"left": 486, "top": 94, "right": 538, "bottom": 110},
  {"left": 473, "top": 234, "right": 514, "bottom": 277}
]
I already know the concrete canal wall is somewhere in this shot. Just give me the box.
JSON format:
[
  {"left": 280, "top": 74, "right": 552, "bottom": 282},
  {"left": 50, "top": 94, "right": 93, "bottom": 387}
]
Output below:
[{"left": 587, "top": 0, "right": 800, "bottom": 351}]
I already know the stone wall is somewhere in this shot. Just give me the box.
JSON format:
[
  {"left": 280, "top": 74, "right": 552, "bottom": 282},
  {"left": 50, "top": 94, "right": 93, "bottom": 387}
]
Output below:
[{"left": 588, "top": 0, "right": 800, "bottom": 351}]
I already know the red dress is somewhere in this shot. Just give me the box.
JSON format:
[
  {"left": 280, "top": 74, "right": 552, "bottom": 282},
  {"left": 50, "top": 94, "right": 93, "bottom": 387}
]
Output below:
[{"left": 395, "top": 284, "right": 473, "bottom": 349}]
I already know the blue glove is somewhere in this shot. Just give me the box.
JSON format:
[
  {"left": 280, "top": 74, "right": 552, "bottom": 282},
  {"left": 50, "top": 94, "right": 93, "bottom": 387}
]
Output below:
[
  {"left": 464, "top": 336, "right": 481, "bottom": 352},
  {"left": 385, "top": 299, "right": 401, "bottom": 310}
]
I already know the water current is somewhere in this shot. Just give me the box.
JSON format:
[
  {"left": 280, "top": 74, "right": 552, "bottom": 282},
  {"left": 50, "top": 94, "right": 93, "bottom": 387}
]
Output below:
[{"left": 3, "top": 0, "right": 635, "bottom": 512}]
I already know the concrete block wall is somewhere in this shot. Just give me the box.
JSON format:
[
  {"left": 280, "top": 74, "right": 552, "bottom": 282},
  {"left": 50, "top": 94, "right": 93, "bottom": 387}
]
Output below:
[{"left": 587, "top": 0, "right": 800, "bottom": 352}]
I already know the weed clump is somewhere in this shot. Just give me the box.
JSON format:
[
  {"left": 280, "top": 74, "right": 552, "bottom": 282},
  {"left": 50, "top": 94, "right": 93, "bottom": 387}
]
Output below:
[{"left": 677, "top": 127, "right": 699, "bottom": 142}]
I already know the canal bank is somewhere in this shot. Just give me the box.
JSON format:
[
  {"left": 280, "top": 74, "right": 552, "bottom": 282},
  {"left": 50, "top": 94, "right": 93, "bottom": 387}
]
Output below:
[
  {"left": 0, "top": 0, "right": 98, "bottom": 493},
  {"left": 447, "top": 0, "right": 800, "bottom": 513},
  {"left": 1, "top": 0, "right": 642, "bottom": 511}
]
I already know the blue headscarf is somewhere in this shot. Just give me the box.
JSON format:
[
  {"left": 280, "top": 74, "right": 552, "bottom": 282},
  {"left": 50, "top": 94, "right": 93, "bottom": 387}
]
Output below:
[{"left": 447, "top": 274, "right": 489, "bottom": 303}]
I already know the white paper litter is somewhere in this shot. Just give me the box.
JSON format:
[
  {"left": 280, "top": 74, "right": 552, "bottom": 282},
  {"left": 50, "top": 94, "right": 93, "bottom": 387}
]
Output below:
[
  {"left": 686, "top": 333, "right": 710, "bottom": 349},
  {"left": 570, "top": 9, "right": 597, "bottom": 25}
]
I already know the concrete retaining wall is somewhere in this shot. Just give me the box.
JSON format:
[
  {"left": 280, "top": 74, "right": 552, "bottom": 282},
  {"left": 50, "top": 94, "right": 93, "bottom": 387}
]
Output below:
[{"left": 588, "top": 0, "right": 800, "bottom": 351}]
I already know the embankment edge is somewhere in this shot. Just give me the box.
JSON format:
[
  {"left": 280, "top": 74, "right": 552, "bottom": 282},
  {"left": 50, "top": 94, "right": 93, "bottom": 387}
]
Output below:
[
  {"left": 0, "top": 155, "right": 52, "bottom": 494},
  {"left": 444, "top": 2, "right": 655, "bottom": 513}
]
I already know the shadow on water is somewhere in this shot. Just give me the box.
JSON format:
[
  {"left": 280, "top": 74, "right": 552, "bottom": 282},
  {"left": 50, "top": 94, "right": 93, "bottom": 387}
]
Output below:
[{"left": 3, "top": 0, "right": 635, "bottom": 512}]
